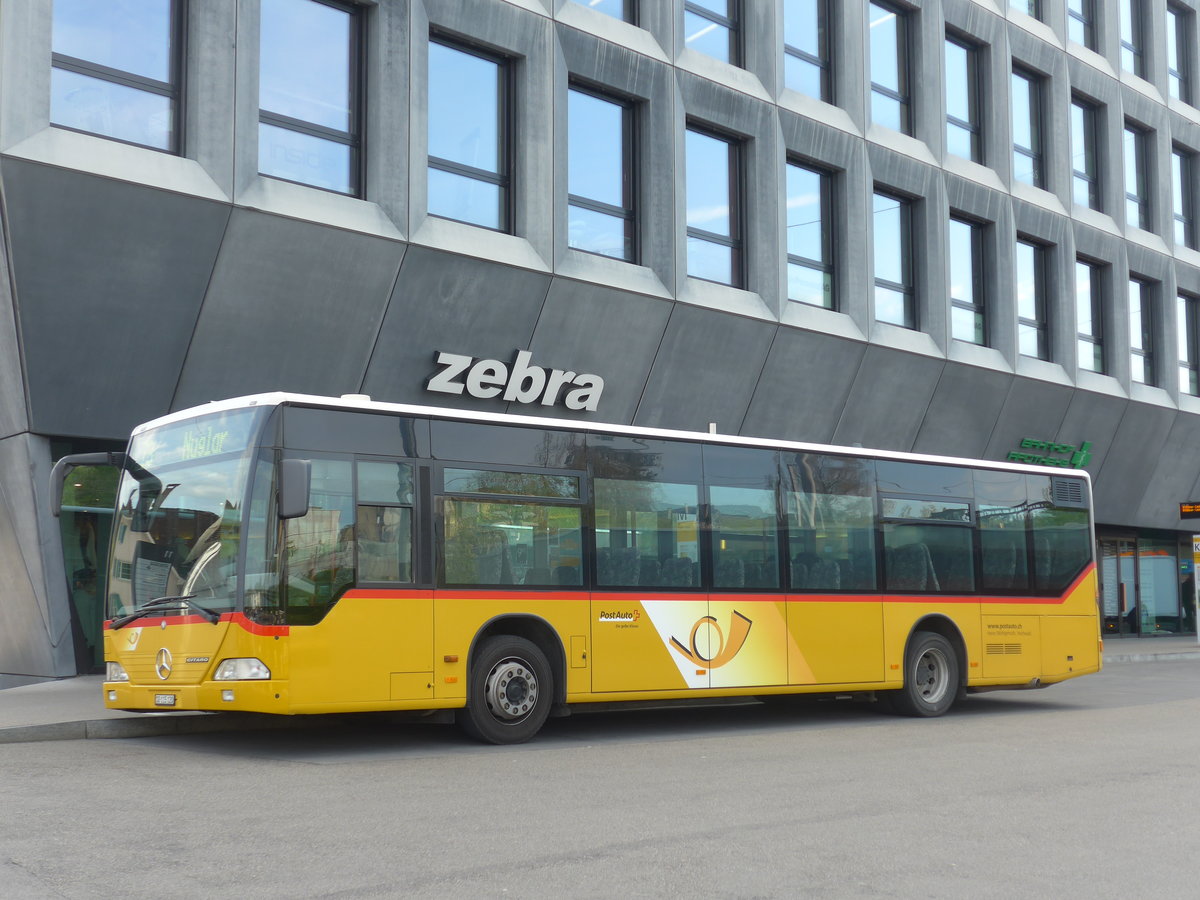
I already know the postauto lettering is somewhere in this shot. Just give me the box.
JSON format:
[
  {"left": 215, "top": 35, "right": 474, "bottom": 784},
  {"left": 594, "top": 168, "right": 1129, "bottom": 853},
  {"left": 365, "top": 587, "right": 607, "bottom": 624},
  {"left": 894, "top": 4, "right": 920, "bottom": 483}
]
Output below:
[{"left": 426, "top": 350, "right": 605, "bottom": 411}]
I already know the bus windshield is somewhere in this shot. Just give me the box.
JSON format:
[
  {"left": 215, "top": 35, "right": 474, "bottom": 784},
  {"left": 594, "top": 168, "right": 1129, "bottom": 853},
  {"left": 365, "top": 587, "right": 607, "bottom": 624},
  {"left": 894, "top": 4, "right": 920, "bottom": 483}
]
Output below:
[{"left": 105, "top": 407, "right": 268, "bottom": 619}]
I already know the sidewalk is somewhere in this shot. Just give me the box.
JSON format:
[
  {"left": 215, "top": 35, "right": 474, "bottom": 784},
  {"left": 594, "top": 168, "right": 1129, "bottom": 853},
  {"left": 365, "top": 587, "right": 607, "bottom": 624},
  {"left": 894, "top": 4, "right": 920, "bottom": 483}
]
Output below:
[{"left": 2, "top": 636, "right": 1198, "bottom": 745}]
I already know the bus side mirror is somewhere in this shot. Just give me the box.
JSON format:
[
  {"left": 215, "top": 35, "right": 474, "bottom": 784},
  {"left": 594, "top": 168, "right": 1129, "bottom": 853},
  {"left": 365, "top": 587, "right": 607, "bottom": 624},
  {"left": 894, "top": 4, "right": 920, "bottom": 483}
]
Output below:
[
  {"left": 278, "top": 459, "right": 311, "bottom": 520},
  {"left": 50, "top": 452, "right": 126, "bottom": 517}
]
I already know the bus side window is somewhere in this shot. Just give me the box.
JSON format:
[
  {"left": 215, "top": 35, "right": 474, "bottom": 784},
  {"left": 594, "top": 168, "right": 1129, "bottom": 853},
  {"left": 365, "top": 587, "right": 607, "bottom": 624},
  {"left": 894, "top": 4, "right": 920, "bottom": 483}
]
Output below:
[
  {"left": 284, "top": 457, "right": 355, "bottom": 625},
  {"left": 783, "top": 453, "right": 878, "bottom": 592},
  {"left": 356, "top": 461, "right": 415, "bottom": 584},
  {"left": 974, "top": 469, "right": 1031, "bottom": 593},
  {"left": 1028, "top": 474, "right": 1091, "bottom": 593}
]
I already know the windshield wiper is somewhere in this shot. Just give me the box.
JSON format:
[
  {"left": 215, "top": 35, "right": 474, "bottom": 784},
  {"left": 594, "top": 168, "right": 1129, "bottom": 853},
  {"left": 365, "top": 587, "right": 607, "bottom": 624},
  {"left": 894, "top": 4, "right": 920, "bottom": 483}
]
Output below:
[{"left": 110, "top": 594, "right": 221, "bottom": 629}]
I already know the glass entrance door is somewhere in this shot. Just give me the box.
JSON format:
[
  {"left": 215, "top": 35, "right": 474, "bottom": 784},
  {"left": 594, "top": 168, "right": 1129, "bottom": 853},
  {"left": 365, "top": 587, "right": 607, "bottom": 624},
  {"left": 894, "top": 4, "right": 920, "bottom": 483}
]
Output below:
[{"left": 1100, "top": 538, "right": 1138, "bottom": 635}]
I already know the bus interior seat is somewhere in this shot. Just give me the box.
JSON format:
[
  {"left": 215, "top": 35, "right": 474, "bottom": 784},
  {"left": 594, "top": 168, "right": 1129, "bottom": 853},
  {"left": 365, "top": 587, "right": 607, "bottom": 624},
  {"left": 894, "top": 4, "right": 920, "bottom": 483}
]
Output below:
[
  {"left": 889, "top": 543, "right": 940, "bottom": 591},
  {"left": 638, "top": 558, "right": 661, "bottom": 586},
  {"left": 790, "top": 557, "right": 808, "bottom": 589},
  {"left": 716, "top": 557, "right": 744, "bottom": 587},
  {"left": 554, "top": 565, "right": 580, "bottom": 586},
  {"left": 523, "top": 567, "right": 551, "bottom": 586},
  {"left": 808, "top": 558, "right": 841, "bottom": 590},
  {"left": 475, "top": 529, "right": 512, "bottom": 584},
  {"left": 662, "top": 557, "right": 695, "bottom": 586}
]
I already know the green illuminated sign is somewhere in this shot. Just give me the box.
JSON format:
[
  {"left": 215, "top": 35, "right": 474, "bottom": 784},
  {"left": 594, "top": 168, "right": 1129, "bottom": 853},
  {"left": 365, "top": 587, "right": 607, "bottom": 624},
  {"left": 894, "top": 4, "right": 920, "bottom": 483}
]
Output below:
[{"left": 1006, "top": 438, "right": 1092, "bottom": 469}]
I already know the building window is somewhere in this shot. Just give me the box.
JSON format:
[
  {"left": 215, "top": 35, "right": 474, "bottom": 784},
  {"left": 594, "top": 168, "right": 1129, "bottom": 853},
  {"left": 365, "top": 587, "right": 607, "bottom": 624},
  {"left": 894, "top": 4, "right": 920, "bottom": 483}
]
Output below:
[
  {"left": 1076, "top": 259, "right": 1105, "bottom": 374},
  {"left": 1129, "top": 278, "right": 1156, "bottom": 386},
  {"left": 1120, "top": 0, "right": 1146, "bottom": 79},
  {"left": 1174, "top": 147, "right": 1195, "bottom": 249},
  {"left": 1067, "top": 0, "right": 1096, "bottom": 50},
  {"left": 783, "top": 0, "right": 830, "bottom": 102},
  {"left": 1169, "top": 4, "right": 1192, "bottom": 104},
  {"left": 570, "top": 0, "right": 633, "bottom": 22},
  {"left": 945, "top": 37, "right": 981, "bottom": 163},
  {"left": 869, "top": 2, "right": 910, "bottom": 135},
  {"left": 949, "top": 218, "right": 985, "bottom": 344},
  {"left": 684, "top": 1, "right": 739, "bottom": 66},
  {"left": 1179, "top": 293, "right": 1199, "bottom": 395},
  {"left": 1012, "top": 68, "right": 1043, "bottom": 189},
  {"left": 567, "top": 86, "right": 635, "bottom": 261},
  {"left": 427, "top": 39, "right": 509, "bottom": 231},
  {"left": 786, "top": 161, "right": 833, "bottom": 308},
  {"left": 258, "top": 0, "right": 362, "bottom": 196},
  {"left": 686, "top": 126, "right": 742, "bottom": 287},
  {"left": 50, "top": 0, "right": 182, "bottom": 152},
  {"left": 1071, "top": 98, "right": 1101, "bottom": 210},
  {"left": 873, "top": 191, "right": 914, "bottom": 329},
  {"left": 1016, "top": 238, "right": 1049, "bottom": 360},
  {"left": 1010, "top": 1, "right": 1040, "bottom": 19},
  {"left": 1124, "top": 122, "right": 1151, "bottom": 232}
]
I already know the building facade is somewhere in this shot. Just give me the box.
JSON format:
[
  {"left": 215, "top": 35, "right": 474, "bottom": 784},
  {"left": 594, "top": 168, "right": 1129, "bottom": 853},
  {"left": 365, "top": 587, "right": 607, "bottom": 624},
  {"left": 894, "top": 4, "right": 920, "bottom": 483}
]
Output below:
[{"left": 2, "top": 0, "right": 1199, "bottom": 679}]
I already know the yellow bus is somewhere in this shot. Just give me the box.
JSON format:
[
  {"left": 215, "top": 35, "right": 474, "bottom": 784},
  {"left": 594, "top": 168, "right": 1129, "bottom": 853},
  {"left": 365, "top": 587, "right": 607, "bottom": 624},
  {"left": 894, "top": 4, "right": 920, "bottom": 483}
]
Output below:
[{"left": 52, "top": 393, "right": 1101, "bottom": 743}]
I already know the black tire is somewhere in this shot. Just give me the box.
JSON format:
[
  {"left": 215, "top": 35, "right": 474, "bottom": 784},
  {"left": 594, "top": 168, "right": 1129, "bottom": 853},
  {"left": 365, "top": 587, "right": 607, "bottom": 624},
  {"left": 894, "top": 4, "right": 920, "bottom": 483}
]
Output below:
[
  {"left": 886, "top": 631, "right": 959, "bottom": 717},
  {"left": 457, "top": 636, "right": 553, "bottom": 744}
]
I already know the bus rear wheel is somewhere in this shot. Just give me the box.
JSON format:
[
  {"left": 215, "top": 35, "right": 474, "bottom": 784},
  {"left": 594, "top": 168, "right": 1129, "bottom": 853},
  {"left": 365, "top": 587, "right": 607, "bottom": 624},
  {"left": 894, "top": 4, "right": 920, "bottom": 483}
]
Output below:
[
  {"left": 458, "top": 636, "right": 553, "bottom": 744},
  {"left": 887, "top": 631, "right": 959, "bottom": 717}
]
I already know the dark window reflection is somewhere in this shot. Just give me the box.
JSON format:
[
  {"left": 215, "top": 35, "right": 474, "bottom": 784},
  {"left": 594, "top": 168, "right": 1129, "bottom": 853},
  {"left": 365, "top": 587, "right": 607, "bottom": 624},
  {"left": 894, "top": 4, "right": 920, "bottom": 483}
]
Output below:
[
  {"left": 568, "top": 87, "right": 635, "bottom": 261},
  {"left": 50, "top": 0, "right": 180, "bottom": 151},
  {"left": 259, "top": 0, "right": 361, "bottom": 195},
  {"left": 428, "top": 39, "right": 508, "bottom": 230}
]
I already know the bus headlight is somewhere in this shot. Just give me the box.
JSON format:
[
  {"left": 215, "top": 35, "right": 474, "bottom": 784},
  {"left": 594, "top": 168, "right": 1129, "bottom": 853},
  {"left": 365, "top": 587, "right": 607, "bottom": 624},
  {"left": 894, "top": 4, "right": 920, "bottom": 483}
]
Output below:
[
  {"left": 213, "top": 658, "right": 271, "bottom": 681},
  {"left": 106, "top": 662, "right": 130, "bottom": 682}
]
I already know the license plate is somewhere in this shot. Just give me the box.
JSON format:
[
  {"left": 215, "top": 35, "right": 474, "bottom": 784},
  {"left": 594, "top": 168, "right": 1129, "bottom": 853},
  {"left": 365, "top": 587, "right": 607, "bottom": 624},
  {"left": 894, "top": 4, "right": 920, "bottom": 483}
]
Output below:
[{"left": 154, "top": 694, "right": 177, "bottom": 707}]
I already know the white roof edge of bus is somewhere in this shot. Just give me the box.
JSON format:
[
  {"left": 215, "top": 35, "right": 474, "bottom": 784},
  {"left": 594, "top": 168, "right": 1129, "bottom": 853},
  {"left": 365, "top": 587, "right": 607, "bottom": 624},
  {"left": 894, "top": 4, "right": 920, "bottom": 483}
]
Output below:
[{"left": 134, "top": 392, "right": 1092, "bottom": 484}]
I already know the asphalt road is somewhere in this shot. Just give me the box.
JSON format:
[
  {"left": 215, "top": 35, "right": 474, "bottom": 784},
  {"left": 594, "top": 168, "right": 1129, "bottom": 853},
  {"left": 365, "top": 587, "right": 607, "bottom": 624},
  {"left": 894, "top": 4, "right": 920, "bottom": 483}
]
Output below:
[{"left": 3, "top": 659, "right": 1200, "bottom": 899}]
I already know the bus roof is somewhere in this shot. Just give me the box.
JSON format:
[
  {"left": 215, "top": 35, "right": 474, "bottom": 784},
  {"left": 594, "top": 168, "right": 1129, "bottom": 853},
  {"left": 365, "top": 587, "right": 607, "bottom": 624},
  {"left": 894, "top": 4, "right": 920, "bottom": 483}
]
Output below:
[{"left": 133, "top": 391, "right": 1091, "bottom": 484}]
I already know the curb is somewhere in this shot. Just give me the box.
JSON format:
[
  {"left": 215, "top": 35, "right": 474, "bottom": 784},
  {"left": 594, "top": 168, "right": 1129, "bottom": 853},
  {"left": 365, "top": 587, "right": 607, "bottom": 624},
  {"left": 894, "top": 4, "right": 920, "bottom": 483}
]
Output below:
[{"left": 1104, "top": 651, "right": 1200, "bottom": 664}]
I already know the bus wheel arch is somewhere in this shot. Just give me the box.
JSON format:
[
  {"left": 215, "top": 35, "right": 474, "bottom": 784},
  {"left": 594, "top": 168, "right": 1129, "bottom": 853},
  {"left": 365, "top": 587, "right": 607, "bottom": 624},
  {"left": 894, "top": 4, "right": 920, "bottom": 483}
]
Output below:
[
  {"left": 887, "top": 616, "right": 966, "bottom": 717},
  {"left": 458, "top": 616, "right": 565, "bottom": 744}
]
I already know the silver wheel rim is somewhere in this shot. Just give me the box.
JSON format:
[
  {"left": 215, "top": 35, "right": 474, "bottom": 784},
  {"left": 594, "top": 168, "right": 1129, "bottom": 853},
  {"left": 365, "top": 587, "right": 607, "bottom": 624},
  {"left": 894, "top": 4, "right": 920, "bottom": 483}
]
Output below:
[
  {"left": 913, "top": 646, "right": 950, "bottom": 706},
  {"left": 483, "top": 657, "right": 539, "bottom": 722}
]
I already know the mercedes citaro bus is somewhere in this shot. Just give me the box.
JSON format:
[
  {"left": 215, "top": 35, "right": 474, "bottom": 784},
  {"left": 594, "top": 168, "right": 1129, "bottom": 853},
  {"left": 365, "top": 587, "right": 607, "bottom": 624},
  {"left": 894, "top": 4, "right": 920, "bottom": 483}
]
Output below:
[{"left": 52, "top": 393, "right": 1101, "bottom": 743}]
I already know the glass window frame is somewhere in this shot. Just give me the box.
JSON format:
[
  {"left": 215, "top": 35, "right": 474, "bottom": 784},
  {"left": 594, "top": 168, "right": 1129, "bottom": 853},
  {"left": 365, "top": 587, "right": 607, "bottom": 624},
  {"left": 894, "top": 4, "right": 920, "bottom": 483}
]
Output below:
[
  {"left": 949, "top": 216, "right": 986, "bottom": 346},
  {"left": 567, "top": 82, "right": 637, "bottom": 263},
  {"left": 1179, "top": 292, "right": 1200, "bottom": 396},
  {"left": 426, "top": 36, "right": 512, "bottom": 233},
  {"left": 1076, "top": 258, "right": 1106, "bottom": 374},
  {"left": 1169, "top": 3, "right": 1192, "bottom": 104},
  {"left": 685, "top": 123, "right": 745, "bottom": 288},
  {"left": 1071, "top": 97, "right": 1101, "bottom": 211},
  {"left": 1129, "top": 277, "right": 1156, "bottom": 386},
  {"left": 1174, "top": 145, "right": 1196, "bottom": 250},
  {"left": 257, "top": 0, "right": 364, "bottom": 197},
  {"left": 873, "top": 189, "right": 916, "bottom": 330},
  {"left": 569, "top": 0, "right": 635, "bottom": 22},
  {"left": 1068, "top": 0, "right": 1096, "bottom": 50},
  {"left": 683, "top": 0, "right": 740, "bottom": 67},
  {"left": 783, "top": 0, "right": 831, "bottom": 103},
  {"left": 1121, "top": 0, "right": 1146, "bottom": 79},
  {"left": 1012, "top": 66, "right": 1044, "bottom": 190},
  {"left": 1010, "top": 0, "right": 1041, "bottom": 20},
  {"left": 50, "top": 0, "right": 186, "bottom": 154},
  {"left": 1016, "top": 237, "right": 1049, "bottom": 361},
  {"left": 944, "top": 34, "right": 982, "bottom": 164},
  {"left": 868, "top": 0, "right": 911, "bottom": 136},
  {"left": 1124, "top": 121, "right": 1152, "bottom": 233},
  {"left": 785, "top": 158, "right": 835, "bottom": 309}
]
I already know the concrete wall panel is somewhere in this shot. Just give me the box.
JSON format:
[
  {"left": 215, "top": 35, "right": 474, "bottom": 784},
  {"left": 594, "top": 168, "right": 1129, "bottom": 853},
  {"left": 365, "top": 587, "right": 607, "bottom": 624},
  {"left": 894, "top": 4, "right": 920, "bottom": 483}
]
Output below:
[
  {"left": 173, "top": 209, "right": 405, "bottom": 408},
  {"left": 741, "top": 327, "right": 865, "bottom": 444},
  {"left": 0, "top": 186, "right": 27, "bottom": 440},
  {"left": 0, "top": 433, "right": 72, "bottom": 677},
  {"left": 3, "top": 161, "right": 230, "bottom": 438},
  {"left": 1138, "top": 412, "right": 1200, "bottom": 528},
  {"left": 362, "top": 247, "right": 552, "bottom": 411},
  {"left": 913, "top": 364, "right": 1014, "bottom": 459},
  {"left": 633, "top": 305, "right": 774, "bottom": 434},
  {"left": 984, "top": 376, "right": 1074, "bottom": 461},
  {"left": 524, "top": 278, "right": 671, "bottom": 423},
  {"left": 1094, "top": 401, "right": 1178, "bottom": 524},
  {"left": 833, "top": 347, "right": 945, "bottom": 452}
]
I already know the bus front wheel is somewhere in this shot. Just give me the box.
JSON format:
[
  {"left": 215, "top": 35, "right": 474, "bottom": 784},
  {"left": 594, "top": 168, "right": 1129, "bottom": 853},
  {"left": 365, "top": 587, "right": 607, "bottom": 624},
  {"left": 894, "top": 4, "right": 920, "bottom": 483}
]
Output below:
[
  {"left": 887, "top": 631, "right": 959, "bottom": 717},
  {"left": 458, "top": 636, "right": 553, "bottom": 744}
]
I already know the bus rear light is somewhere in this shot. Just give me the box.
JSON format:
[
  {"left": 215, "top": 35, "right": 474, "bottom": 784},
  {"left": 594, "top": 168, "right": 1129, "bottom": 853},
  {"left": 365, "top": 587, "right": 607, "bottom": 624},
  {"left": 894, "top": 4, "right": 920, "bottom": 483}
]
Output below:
[
  {"left": 213, "top": 658, "right": 271, "bottom": 681},
  {"left": 106, "top": 662, "right": 129, "bottom": 682}
]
